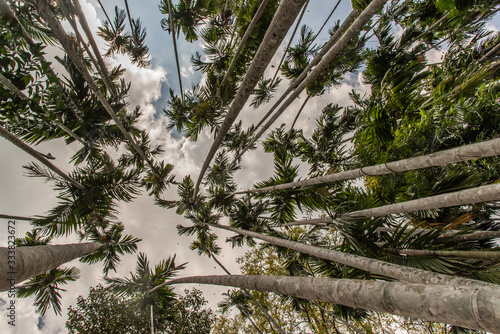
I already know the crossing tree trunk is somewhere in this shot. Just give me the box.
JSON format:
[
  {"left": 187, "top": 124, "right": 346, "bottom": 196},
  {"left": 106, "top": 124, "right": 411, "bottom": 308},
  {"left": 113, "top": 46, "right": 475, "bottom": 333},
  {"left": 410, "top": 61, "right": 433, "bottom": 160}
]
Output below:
[
  {"left": 0, "top": 242, "right": 101, "bottom": 291},
  {"left": 165, "top": 275, "right": 500, "bottom": 333}
]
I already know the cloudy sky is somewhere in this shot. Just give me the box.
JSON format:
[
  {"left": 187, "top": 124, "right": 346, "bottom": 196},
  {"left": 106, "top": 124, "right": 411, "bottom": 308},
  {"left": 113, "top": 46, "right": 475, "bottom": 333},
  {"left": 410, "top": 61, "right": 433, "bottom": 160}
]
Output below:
[{"left": 0, "top": 0, "right": 499, "bottom": 332}]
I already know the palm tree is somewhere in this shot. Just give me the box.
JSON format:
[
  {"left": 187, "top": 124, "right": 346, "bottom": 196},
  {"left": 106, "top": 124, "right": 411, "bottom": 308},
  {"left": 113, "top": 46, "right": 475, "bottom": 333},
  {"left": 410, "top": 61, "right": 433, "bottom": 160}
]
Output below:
[
  {"left": 0, "top": 242, "right": 101, "bottom": 291},
  {"left": 230, "top": 9, "right": 360, "bottom": 165},
  {"left": 77, "top": 221, "right": 142, "bottom": 275},
  {"left": 16, "top": 266, "right": 81, "bottom": 315},
  {"left": 240, "top": 0, "right": 386, "bottom": 163},
  {"left": 194, "top": 0, "right": 309, "bottom": 197},
  {"left": 270, "top": 0, "right": 310, "bottom": 84},
  {"left": 218, "top": 290, "right": 264, "bottom": 334},
  {"left": 159, "top": 0, "right": 184, "bottom": 100},
  {"left": 32, "top": 0, "right": 155, "bottom": 171},
  {"left": 237, "top": 137, "right": 500, "bottom": 194},
  {"left": 219, "top": 0, "right": 271, "bottom": 88},
  {"left": 164, "top": 274, "right": 500, "bottom": 332},
  {"left": 204, "top": 223, "right": 492, "bottom": 288},
  {"left": 0, "top": 124, "right": 84, "bottom": 189},
  {"left": 105, "top": 252, "right": 186, "bottom": 333}
]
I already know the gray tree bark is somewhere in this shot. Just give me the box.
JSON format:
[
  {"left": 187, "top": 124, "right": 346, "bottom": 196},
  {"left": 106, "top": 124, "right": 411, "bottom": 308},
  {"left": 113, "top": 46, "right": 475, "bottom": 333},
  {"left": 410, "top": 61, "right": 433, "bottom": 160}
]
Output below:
[
  {"left": 194, "top": 0, "right": 309, "bottom": 197},
  {"left": 0, "top": 242, "right": 101, "bottom": 291},
  {"left": 166, "top": 275, "right": 500, "bottom": 333},
  {"left": 207, "top": 224, "right": 492, "bottom": 289},
  {"left": 220, "top": 0, "right": 271, "bottom": 88},
  {"left": 238, "top": 137, "right": 500, "bottom": 194}
]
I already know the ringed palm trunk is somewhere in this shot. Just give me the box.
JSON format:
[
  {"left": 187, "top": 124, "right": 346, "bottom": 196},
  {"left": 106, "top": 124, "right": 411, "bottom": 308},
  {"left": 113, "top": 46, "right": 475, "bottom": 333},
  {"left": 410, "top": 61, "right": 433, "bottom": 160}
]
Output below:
[
  {"left": 194, "top": 0, "right": 309, "bottom": 196},
  {"left": 220, "top": 0, "right": 271, "bottom": 88},
  {"left": 206, "top": 223, "right": 492, "bottom": 288},
  {"left": 284, "top": 183, "right": 500, "bottom": 225},
  {"left": 236, "top": 137, "right": 500, "bottom": 194},
  {"left": 165, "top": 275, "right": 500, "bottom": 333},
  {"left": 348, "top": 183, "right": 500, "bottom": 219},
  {"left": 166, "top": 0, "right": 184, "bottom": 101},
  {"left": 376, "top": 227, "right": 500, "bottom": 243},
  {"left": 384, "top": 248, "right": 500, "bottom": 260},
  {"left": 229, "top": 9, "right": 360, "bottom": 167},
  {"left": 33, "top": 0, "right": 153, "bottom": 169},
  {"left": 0, "top": 125, "right": 84, "bottom": 189},
  {"left": 210, "top": 251, "right": 286, "bottom": 334},
  {"left": 0, "top": 242, "right": 101, "bottom": 291}
]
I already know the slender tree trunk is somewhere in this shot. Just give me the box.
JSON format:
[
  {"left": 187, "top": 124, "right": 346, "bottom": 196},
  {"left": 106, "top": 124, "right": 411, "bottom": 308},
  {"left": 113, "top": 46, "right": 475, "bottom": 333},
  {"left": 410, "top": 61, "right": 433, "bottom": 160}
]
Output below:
[
  {"left": 384, "top": 248, "right": 500, "bottom": 260},
  {"left": 0, "top": 215, "right": 34, "bottom": 221},
  {"left": 438, "top": 230, "right": 500, "bottom": 243},
  {"left": 166, "top": 275, "right": 500, "bottom": 333},
  {"left": 242, "top": 307, "right": 264, "bottom": 334},
  {"left": 311, "top": 0, "right": 342, "bottom": 42},
  {"left": 348, "top": 183, "right": 500, "bottom": 219},
  {"left": 480, "top": 41, "right": 500, "bottom": 62},
  {"left": 284, "top": 183, "right": 500, "bottom": 225},
  {"left": 96, "top": 0, "right": 112, "bottom": 24},
  {"left": 236, "top": 137, "right": 500, "bottom": 194},
  {"left": 166, "top": 0, "right": 184, "bottom": 101},
  {"left": 71, "top": 0, "right": 118, "bottom": 98},
  {"left": 194, "top": 0, "right": 309, "bottom": 197},
  {"left": 0, "top": 125, "right": 84, "bottom": 189},
  {"left": 150, "top": 304, "right": 154, "bottom": 334},
  {"left": 0, "top": 0, "right": 84, "bottom": 123},
  {"left": 0, "top": 242, "right": 101, "bottom": 291},
  {"left": 289, "top": 95, "right": 310, "bottom": 131},
  {"left": 234, "top": 1, "right": 384, "bottom": 164},
  {"left": 33, "top": 0, "right": 153, "bottom": 168},
  {"left": 270, "top": 0, "right": 310, "bottom": 83},
  {"left": 0, "top": 71, "right": 85, "bottom": 145},
  {"left": 206, "top": 224, "right": 492, "bottom": 288},
  {"left": 210, "top": 252, "right": 286, "bottom": 334},
  {"left": 220, "top": 0, "right": 271, "bottom": 88}
]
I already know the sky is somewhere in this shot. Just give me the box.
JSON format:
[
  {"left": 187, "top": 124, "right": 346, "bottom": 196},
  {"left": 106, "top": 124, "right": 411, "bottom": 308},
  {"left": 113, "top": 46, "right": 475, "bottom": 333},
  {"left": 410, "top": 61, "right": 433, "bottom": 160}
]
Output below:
[{"left": 0, "top": 0, "right": 499, "bottom": 333}]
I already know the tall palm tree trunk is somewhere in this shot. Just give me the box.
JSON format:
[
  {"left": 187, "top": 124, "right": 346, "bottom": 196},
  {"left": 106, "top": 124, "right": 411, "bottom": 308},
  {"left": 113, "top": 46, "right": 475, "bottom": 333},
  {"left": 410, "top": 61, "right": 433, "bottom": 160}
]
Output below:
[
  {"left": 150, "top": 304, "right": 154, "bottom": 334},
  {"left": 210, "top": 252, "right": 286, "bottom": 334},
  {"left": 166, "top": 0, "right": 184, "bottom": 101},
  {"left": 236, "top": 137, "right": 500, "bottom": 194},
  {"left": 376, "top": 226, "right": 500, "bottom": 243},
  {"left": 165, "top": 275, "right": 500, "bottom": 333},
  {"left": 285, "top": 183, "right": 500, "bottom": 225},
  {"left": 229, "top": 9, "right": 360, "bottom": 166},
  {"left": 220, "top": 0, "right": 271, "bottom": 88},
  {"left": 206, "top": 223, "right": 492, "bottom": 288},
  {"left": 71, "top": 0, "right": 118, "bottom": 98},
  {"left": 0, "top": 215, "right": 34, "bottom": 221},
  {"left": 384, "top": 248, "right": 500, "bottom": 260},
  {"left": 348, "top": 183, "right": 500, "bottom": 219},
  {"left": 0, "top": 242, "right": 101, "bottom": 291},
  {"left": 270, "top": 0, "right": 309, "bottom": 84},
  {"left": 241, "top": 0, "right": 387, "bottom": 160},
  {"left": 194, "top": 0, "right": 309, "bottom": 197},
  {"left": 33, "top": 0, "right": 153, "bottom": 169},
  {"left": 0, "top": 125, "right": 84, "bottom": 189},
  {"left": 288, "top": 95, "right": 309, "bottom": 131},
  {"left": 311, "top": 0, "right": 342, "bottom": 42}
]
